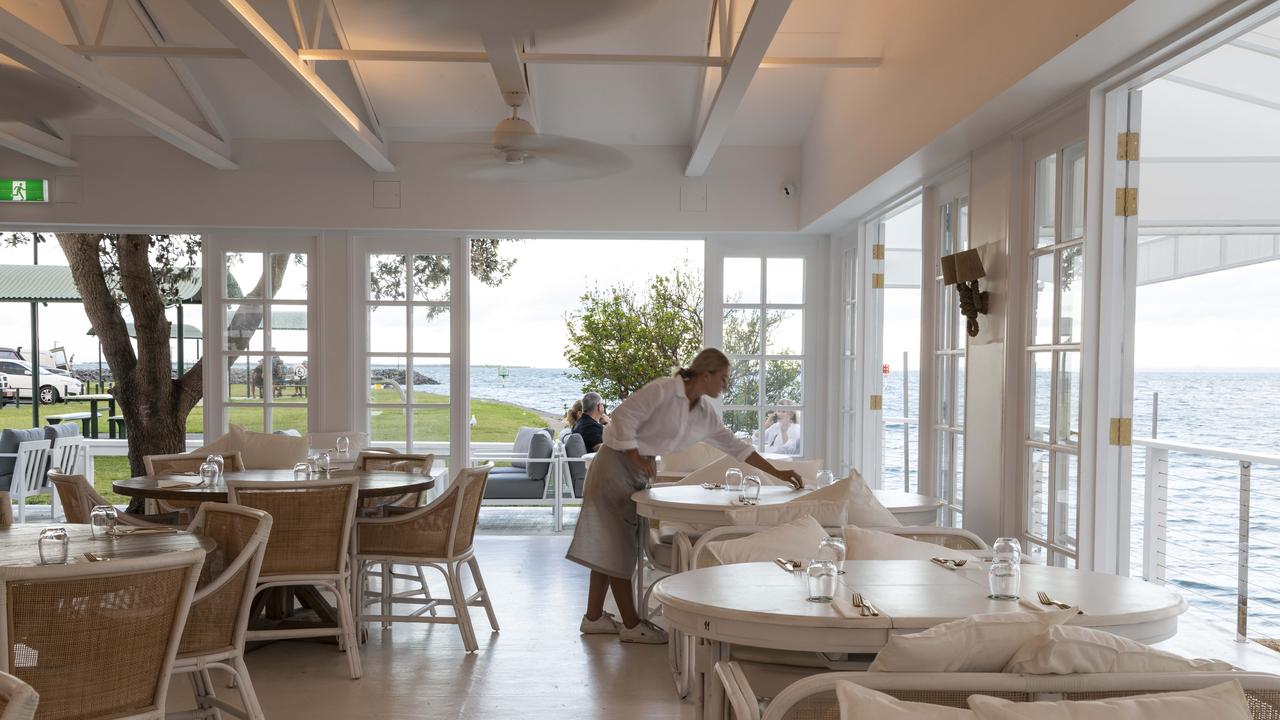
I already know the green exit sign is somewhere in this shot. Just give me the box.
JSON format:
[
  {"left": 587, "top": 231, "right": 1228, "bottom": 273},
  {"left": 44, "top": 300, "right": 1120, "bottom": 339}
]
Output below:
[{"left": 0, "top": 179, "right": 48, "bottom": 203}]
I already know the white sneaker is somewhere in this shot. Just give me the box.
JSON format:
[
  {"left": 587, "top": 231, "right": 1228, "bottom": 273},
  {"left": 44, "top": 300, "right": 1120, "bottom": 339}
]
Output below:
[
  {"left": 580, "top": 611, "right": 621, "bottom": 635},
  {"left": 619, "top": 620, "right": 668, "bottom": 644}
]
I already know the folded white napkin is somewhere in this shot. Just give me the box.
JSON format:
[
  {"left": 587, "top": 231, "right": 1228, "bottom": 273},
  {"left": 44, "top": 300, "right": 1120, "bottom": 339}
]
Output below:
[
  {"left": 1018, "top": 597, "right": 1048, "bottom": 612},
  {"left": 832, "top": 597, "right": 862, "bottom": 619},
  {"left": 157, "top": 477, "right": 204, "bottom": 488}
]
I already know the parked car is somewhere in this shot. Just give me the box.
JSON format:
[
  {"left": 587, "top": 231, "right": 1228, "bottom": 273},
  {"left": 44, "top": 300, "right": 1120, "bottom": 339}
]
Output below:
[
  {"left": 0, "top": 374, "right": 14, "bottom": 408},
  {"left": 0, "top": 359, "right": 82, "bottom": 404}
]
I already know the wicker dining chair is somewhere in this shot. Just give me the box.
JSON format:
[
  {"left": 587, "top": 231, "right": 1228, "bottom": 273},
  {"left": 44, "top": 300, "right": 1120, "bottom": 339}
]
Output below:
[
  {"left": 353, "top": 465, "right": 497, "bottom": 653},
  {"left": 0, "top": 671, "right": 38, "bottom": 720},
  {"left": 47, "top": 471, "right": 178, "bottom": 527},
  {"left": 226, "top": 476, "right": 362, "bottom": 679},
  {"left": 143, "top": 452, "right": 247, "bottom": 523},
  {"left": 171, "top": 503, "right": 273, "bottom": 720},
  {"left": 352, "top": 451, "right": 435, "bottom": 514},
  {"left": 0, "top": 547, "right": 205, "bottom": 720}
]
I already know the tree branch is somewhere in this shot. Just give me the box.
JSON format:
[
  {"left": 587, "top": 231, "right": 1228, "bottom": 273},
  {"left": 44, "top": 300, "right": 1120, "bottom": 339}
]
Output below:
[
  {"left": 116, "top": 235, "right": 173, "bottom": 393},
  {"left": 58, "top": 234, "right": 138, "bottom": 380}
]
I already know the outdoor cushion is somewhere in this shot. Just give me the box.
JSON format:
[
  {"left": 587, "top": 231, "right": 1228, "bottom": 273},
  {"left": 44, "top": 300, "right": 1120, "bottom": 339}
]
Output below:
[
  {"left": 483, "top": 473, "right": 546, "bottom": 500},
  {"left": 511, "top": 427, "right": 545, "bottom": 469},
  {"left": 194, "top": 429, "right": 238, "bottom": 456},
  {"left": 0, "top": 427, "right": 45, "bottom": 480},
  {"left": 563, "top": 433, "right": 587, "bottom": 496},
  {"left": 705, "top": 515, "right": 829, "bottom": 566},
  {"left": 810, "top": 471, "right": 902, "bottom": 527},
  {"left": 526, "top": 432, "right": 554, "bottom": 482},
  {"left": 42, "top": 423, "right": 81, "bottom": 442},
  {"left": 838, "top": 681, "right": 975, "bottom": 719},
  {"left": 967, "top": 680, "right": 1251, "bottom": 720},
  {"left": 659, "top": 442, "right": 726, "bottom": 473},
  {"left": 228, "top": 425, "right": 309, "bottom": 469},
  {"left": 868, "top": 607, "right": 1078, "bottom": 673},
  {"left": 843, "top": 526, "right": 975, "bottom": 562},
  {"left": 1003, "top": 623, "right": 1235, "bottom": 674}
]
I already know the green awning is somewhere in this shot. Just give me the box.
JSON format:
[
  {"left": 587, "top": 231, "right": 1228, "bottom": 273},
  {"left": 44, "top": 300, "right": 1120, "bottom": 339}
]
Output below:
[
  {"left": 0, "top": 264, "right": 202, "bottom": 303},
  {"left": 87, "top": 322, "right": 203, "bottom": 340}
]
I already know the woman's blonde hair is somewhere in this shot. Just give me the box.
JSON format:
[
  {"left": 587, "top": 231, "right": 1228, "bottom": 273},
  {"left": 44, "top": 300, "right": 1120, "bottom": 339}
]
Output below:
[{"left": 674, "top": 348, "right": 730, "bottom": 380}]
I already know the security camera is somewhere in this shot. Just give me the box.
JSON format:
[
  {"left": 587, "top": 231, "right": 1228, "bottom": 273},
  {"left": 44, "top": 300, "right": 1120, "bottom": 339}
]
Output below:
[{"left": 782, "top": 183, "right": 797, "bottom": 198}]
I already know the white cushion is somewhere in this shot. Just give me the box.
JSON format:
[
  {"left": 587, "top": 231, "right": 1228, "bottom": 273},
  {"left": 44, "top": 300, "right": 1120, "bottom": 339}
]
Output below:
[
  {"left": 194, "top": 429, "right": 237, "bottom": 456},
  {"left": 967, "top": 680, "right": 1252, "bottom": 720},
  {"left": 705, "top": 516, "right": 830, "bottom": 566},
  {"left": 660, "top": 442, "right": 727, "bottom": 473},
  {"left": 868, "top": 608, "right": 1078, "bottom": 673},
  {"left": 679, "top": 455, "right": 796, "bottom": 487},
  {"left": 727, "top": 500, "right": 847, "bottom": 528},
  {"left": 810, "top": 471, "right": 902, "bottom": 527},
  {"left": 1004, "top": 624, "right": 1235, "bottom": 674},
  {"left": 228, "top": 425, "right": 310, "bottom": 469},
  {"left": 839, "top": 681, "right": 975, "bottom": 719},
  {"left": 771, "top": 458, "right": 824, "bottom": 486},
  {"left": 843, "top": 526, "right": 975, "bottom": 562}
]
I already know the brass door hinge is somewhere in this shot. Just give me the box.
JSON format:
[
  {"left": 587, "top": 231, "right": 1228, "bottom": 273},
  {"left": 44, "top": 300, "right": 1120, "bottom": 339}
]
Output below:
[
  {"left": 1115, "top": 188, "right": 1138, "bottom": 217},
  {"left": 1109, "top": 418, "right": 1133, "bottom": 446},
  {"left": 869, "top": 395, "right": 883, "bottom": 411},
  {"left": 871, "top": 243, "right": 886, "bottom": 260},
  {"left": 1117, "top": 132, "right": 1140, "bottom": 161},
  {"left": 871, "top": 273, "right": 885, "bottom": 289}
]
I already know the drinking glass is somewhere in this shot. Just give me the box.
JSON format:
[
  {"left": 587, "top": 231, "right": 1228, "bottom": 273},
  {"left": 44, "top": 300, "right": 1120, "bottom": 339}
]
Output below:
[
  {"left": 199, "top": 461, "right": 219, "bottom": 486},
  {"left": 292, "top": 462, "right": 313, "bottom": 481},
  {"left": 817, "top": 536, "right": 846, "bottom": 570},
  {"left": 741, "top": 476, "right": 762, "bottom": 505},
  {"left": 38, "top": 527, "right": 69, "bottom": 565},
  {"left": 335, "top": 435, "right": 351, "bottom": 455},
  {"left": 205, "top": 453, "right": 225, "bottom": 478},
  {"left": 724, "top": 467, "right": 743, "bottom": 493},
  {"left": 317, "top": 451, "right": 332, "bottom": 476},
  {"left": 806, "top": 559, "right": 837, "bottom": 602},
  {"left": 988, "top": 559, "right": 1021, "bottom": 600},
  {"left": 992, "top": 537, "right": 1022, "bottom": 563},
  {"left": 816, "top": 469, "right": 835, "bottom": 488},
  {"left": 89, "top": 505, "right": 118, "bottom": 539}
]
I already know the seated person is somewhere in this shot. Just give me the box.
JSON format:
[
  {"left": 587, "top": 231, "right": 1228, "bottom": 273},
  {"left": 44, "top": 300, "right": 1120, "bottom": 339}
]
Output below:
[
  {"left": 572, "top": 392, "right": 608, "bottom": 452},
  {"left": 762, "top": 408, "right": 801, "bottom": 455}
]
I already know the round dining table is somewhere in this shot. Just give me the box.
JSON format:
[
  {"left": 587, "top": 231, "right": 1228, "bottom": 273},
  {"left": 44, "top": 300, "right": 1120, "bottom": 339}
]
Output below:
[
  {"left": 633, "top": 485, "right": 944, "bottom": 527},
  {"left": 654, "top": 559, "right": 1187, "bottom": 719},
  {"left": 112, "top": 467, "right": 436, "bottom": 503},
  {"left": 0, "top": 523, "right": 213, "bottom": 566}
]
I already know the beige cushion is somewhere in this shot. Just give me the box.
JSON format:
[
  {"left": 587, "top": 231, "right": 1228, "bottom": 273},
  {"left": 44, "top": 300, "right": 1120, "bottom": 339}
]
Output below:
[
  {"left": 705, "top": 515, "right": 829, "bottom": 566},
  {"left": 810, "top": 471, "right": 902, "bottom": 527},
  {"left": 771, "top": 458, "right": 824, "bottom": 486},
  {"left": 868, "top": 608, "right": 1078, "bottom": 673},
  {"left": 838, "top": 681, "right": 975, "bottom": 718},
  {"left": 679, "top": 455, "right": 797, "bottom": 487},
  {"left": 843, "top": 526, "right": 974, "bottom": 562},
  {"left": 967, "top": 680, "right": 1252, "bottom": 720},
  {"left": 194, "top": 430, "right": 237, "bottom": 456},
  {"left": 229, "top": 425, "right": 310, "bottom": 469},
  {"left": 1004, "top": 624, "right": 1235, "bottom": 675},
  {"left": 727, "top": 500, "right": 847, "bottom": 528},
  {"left": 659, "top": 442, "right": 727, "bottom": 473}
]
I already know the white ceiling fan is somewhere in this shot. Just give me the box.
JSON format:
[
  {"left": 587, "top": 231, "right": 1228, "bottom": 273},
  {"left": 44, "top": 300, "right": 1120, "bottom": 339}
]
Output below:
[{"left": 0, "top": 63, "right": 93, "bottom": 122}]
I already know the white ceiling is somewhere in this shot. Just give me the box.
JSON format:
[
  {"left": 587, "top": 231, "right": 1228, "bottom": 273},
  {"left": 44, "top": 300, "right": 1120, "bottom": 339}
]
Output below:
[{"left": 1, "top": 0, "right": 859, "bottom": 150}]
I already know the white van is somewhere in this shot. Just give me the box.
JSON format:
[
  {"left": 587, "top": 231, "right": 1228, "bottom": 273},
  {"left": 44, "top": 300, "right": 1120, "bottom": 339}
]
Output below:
[{"left": 0, "top": 359, "right": 83, "bottom": 404}]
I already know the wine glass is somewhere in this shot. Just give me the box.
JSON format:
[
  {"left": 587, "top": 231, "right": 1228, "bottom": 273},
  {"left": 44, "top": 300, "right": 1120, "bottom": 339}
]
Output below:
[
  {"left": 816, "top": 469, "right": 835, "bottom": 488},
  {"left": 89, "top": 505, "right": 118, "bottom": 539},
  {"left": 38, "top": 527, "right": 69, "bottom": 565},
  {"left": 724, "top": 467, "right": 743, "bottom": 493}
]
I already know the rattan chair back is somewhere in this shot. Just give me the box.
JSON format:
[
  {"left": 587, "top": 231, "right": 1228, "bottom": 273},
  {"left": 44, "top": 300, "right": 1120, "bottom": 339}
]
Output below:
[
  {"left": 0, "top": 549, "right": 205, "bottom": 720},
  {"left": 227, "top": 477, "right": 358, "bottom": 577},
  {"left": 354, "top": 466, "right": 490, "bottom": 559},
  {"left": 47, "top": 472, "right": 97, "bottom": 524},
  {"left": 0, "top": 670, "right": 37, "bottom": 720},
  {"left": 143, "top": 451, "right": 246, "bottom": 476},
  {"left": 353, "top": 451, "right": 432, "bottom": 474},
  {"left": 178, "top": 503, "right": 272, "bottom": 659}
]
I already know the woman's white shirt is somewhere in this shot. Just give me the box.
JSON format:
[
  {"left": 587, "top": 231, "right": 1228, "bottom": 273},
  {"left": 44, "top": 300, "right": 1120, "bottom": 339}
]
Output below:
[
  {"left": 602, "top": 376, "right": 753, "bottom": 461},
  {"left": 763, "top": 422, "right": 802, "bottom": 454}
]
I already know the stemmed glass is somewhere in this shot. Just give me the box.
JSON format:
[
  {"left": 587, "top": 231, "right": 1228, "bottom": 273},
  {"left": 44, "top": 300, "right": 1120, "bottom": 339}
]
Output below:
[
  {"left": 90, "top": 505, "right": 118, "bottom": 539},
  {"left": 38, "top": 527, "right": 69, "bottom": 565},
  {"left": 816, "top": 469, "right": 835, "bottom": 488},
  {"left": 724, "top": 467, "right": 743, "bottom": 493}
]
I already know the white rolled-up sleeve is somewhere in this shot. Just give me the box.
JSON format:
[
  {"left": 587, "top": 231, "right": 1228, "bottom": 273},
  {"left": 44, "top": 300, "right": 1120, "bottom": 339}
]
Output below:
[
  {"left": 602, "top": 379, "right": 669, "bottom": 452},
  {"left": 703, "top": 420, "right": 755, "bottom": 461}
]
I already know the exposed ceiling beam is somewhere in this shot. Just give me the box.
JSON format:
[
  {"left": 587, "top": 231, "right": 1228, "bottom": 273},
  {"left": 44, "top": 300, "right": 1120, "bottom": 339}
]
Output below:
[
  {"left": 0, "top": 7, "right": 236, "bottom": 169},
  {"left": 64, "top": 44, "right": 881, "bottom": 68},
  {"left": 94, "top": 0, "right": 116, "bottom": 47},
  {"left": 686, "top": 0, "right": 792, "bottom": 176},
  {"left": 188, "top": 0, "right": 394, "bottom": 172},
  {"left": 324, "top": 0, "right": 383, "bottom": 142},
  {"left": 58, "top": 0, "right": 89, "bottom": 47},
  {"left": 1230, "top": 39, "right": 1280, "bottom": 61},
  {"left": 0, "top": 122, "right": 77, "bottom": 167},
  {"left": 1164, "top": 74, "right": 1280, "bottom": 114},
  {"left": 126, "top": 0, "right": 231, "bottom": 143},
  {"left": 691, "top": 0, "right": 719, "bottom": 146},
  {"left": 480, "top": 33, "right": 537, "bottom": 130}
]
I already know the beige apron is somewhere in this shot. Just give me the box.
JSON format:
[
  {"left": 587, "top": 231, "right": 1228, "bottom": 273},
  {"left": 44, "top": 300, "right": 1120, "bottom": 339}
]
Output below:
[{"left": 566, "top": 445, "right": 651, "bottom": 579}]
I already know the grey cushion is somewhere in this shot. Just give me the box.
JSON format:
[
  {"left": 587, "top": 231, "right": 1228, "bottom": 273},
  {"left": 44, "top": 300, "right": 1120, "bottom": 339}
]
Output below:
[
  {"left": 483, "top": 472, "right": 545, "bottom": 499},
  {"left": 0, "top": 427, "right": 45, "bottom": 489},
  {"left": 526, "top": 432, "right": 554, "bottom": 482},
  {"left": 563, "top": 433, "right": 587, "bottom": 497},
  {"left": 43, "top": 423, "right": 80, "bottom": 442},
  {"left": 510, "top": 427, "right": 543, "bottom": 469}
]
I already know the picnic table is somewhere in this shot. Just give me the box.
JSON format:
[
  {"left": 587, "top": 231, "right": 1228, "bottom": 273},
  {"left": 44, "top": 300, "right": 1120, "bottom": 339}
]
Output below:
[{"left": 62, "top": 394, "right": 118, "bottom": 438}]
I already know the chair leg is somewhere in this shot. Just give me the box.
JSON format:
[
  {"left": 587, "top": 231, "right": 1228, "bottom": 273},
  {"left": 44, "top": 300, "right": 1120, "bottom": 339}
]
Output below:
[
  {"left": 446, "top": 561, "right": 478, "bottom": 652},
  {"left": 415, "top": 565, "right": 438, "bottom": 616},
  {"left": 16, "top": 494, "right": 24, "bottom": 524},
  {"left": 200, "top": 669, "right": 223, "bottom": 720},
  {"left": 232, "top": 655, "right": 266, "bottom": 720},
  {"left": 467, "top": 556, "right": 499, "bottom": 632},
  {"left": 334, "top": 579, "right": 363, "bottom": 679}
]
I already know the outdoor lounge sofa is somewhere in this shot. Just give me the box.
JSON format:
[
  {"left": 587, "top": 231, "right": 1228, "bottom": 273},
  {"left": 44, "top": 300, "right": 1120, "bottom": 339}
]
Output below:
[{"left": 483, "top": 427, "right": 554, "bottom": 500}]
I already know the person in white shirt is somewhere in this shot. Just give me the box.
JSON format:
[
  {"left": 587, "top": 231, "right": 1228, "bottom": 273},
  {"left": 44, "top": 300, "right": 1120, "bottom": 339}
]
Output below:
[
  {"left": 762, "top": 407, "right": 801, "bottom": 455},
  {"left": 566, "top": 348, "right": 803, "bottom": 644}
]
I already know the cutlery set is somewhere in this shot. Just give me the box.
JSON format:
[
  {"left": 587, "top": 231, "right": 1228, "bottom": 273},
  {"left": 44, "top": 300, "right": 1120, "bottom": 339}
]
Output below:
[
  {"left": 930, "top": 557, "right": 968, "bottom": 570},
  {"left": 851, "top": 593, "right": 879, "bottom": 617},
  {"left": 773, "top": 557, "right": 802, "bottom": 572},
  {"left": 1037, "top": 591, "right": 1083, "bottom": 613}
]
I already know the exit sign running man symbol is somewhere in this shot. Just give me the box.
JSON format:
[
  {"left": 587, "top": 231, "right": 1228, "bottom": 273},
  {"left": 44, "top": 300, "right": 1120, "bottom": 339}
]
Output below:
[
  {"left": 0, "top": 179, "right": 47, "bottom": 203},
  {"left": 11, "top": 181, "right": 25, "bottom": 201}
]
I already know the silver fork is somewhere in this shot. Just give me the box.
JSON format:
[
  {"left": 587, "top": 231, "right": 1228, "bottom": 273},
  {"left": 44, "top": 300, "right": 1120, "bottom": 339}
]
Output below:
[
  {"left": 852, "top": 593, "right": 879, "bottom": 617},
  {"left": 1036, "top": 591, "right": 1073, "bottom": 610}
]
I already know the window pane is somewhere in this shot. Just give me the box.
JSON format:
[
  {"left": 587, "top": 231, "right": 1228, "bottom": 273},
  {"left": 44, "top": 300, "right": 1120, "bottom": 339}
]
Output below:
[
  {"left": 765, "top": 359, "right": 802, "bottom": 406},
  {"left": 224, "top": 304, "right": 264, "bottom": 352},
  {"left": 940, "top": 204, "right": 955, "bottom": 256},
  {"left": 226, "top": 407, "right": 264, "bottom": 432},
  {"left": 726, "top": 359, "right": 759, "bottom": 406},
  {"left": 269, "top": 306, "right": 307, "bottom": 353},
  {"left": 369, "top": 357, "right": 408, "bottom": 403},
  {"left": 370, "top": 408, "right": 407, "bottom": 444},
  {"left": 763, "top": 407, "right": 802, "bottom": 456},
  {"left": 1031, "top": 252, "right": 1055, "bottom": 345},
  {"left": 225, "top": 253, "right": 262, "bottom": 299},
  {"left": 412, "top": 306, "right": 450, "bottom": 354},
  {"left": 956, "top": 355, "right": 966, "bottom": 427},
  {"left": 1027, "top": 448, "right": 1049, "bottom": 541},
  {"left": 1057, "top": 246, "right": 1083, "bottom": 344},
  {"left": 271, "top": 401, "right": 307, "bottom": 434},
  {"left": 723, "top": 257, "right": 761, "bottom": 303},
  {"left": 722, "top": 409, "right": 757, "bottom": 442},
  {"left": 954, "top": 433, "right": 965, "bottom": 508},
  {"left": 269, "top": 253, "right": 307, "bottom": 300},
  {"left": 765, "top": 310, "right": 803, "bottom": 355},
  {"left": 226, "top": 354, "right": 261, "bottom": 401},
  {"left": 842, "top": 304, "right": 855, "bottom": 356},
  {"left": 410, "top": 359, "right": 450, "bottom": 403},
  {"left": 1054, "top": 452, "right": 1079, "bottom": 552},
  {"left": 1056, "top": 351, "right": 1081, "bottom": 446},
  {"left": 937, "top": 429, "right": 952, "bottom": 486},
  {"left": 842, "top": 358, "right": 856, "bottom": 412},
  {"left": 1029, "top": 351, "right": 1051, "bottom": 442},
  {"left": 1034, "top": 153, "right": 1057, "bottom": 249},
  {"left": 273, "top": 355, "right": 309, "bottom": 403},
  {"left": 412, "top": 254, "right": 450, "bottom": 302},
  {"left": 935, "top": 355, "right": 950, "bottom": 425},
  {"left": 958, "top": 199, "right": 969, "bottom": 252},
  {"left": 369, "top": 254, "right": 407, "bottom": 301},
  {"left": 723, "top": 309, "right": 761, "bottom": 355},
  {"left": 1065, "top": 143, "right": 1086, "bottom": 241},
  {"left": 368, "top": 306, "right": 407, "bottom": 353},
  {"left": 413, "top": 407, "right": 450, "bottom": 443},
  {"left": 766, "top": 258, "right": 804, "bottom": 304},
  {"left": 842, "top": 250, "right": 856, "bottom": 303}
]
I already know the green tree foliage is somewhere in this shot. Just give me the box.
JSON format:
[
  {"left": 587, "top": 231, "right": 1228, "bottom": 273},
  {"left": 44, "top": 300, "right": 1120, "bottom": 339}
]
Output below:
[{"left": 368, "top": 238, "right": 517, "bottom": 310}]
